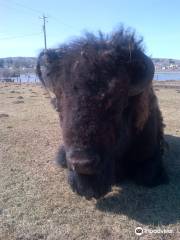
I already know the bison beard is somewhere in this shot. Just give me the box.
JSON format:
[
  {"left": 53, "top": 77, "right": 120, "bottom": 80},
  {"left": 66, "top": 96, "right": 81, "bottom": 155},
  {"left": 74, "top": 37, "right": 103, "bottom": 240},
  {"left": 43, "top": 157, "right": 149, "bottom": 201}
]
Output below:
[{"left": 37, "top": 27, "right": 168, "bottom": 199}]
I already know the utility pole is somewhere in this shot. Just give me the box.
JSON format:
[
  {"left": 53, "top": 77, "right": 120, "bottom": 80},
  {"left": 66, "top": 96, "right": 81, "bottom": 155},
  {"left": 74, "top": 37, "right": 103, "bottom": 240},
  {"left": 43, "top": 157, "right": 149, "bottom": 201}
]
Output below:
[{"left": 40, "top": 15, "right": 48, "bottom": 50}]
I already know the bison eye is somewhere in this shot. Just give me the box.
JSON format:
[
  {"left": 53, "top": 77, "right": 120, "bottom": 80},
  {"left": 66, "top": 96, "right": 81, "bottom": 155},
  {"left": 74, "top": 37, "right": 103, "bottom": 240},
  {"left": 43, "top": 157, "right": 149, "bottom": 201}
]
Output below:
[
  {"left": 94, "top": 92, "right": 106, "bottom": 101},
  {"left": 73, "top": 85, "right": 78, "bottom": 92},
  {"left": 99, "top": 93, "right": 105, "bottom": 99}
]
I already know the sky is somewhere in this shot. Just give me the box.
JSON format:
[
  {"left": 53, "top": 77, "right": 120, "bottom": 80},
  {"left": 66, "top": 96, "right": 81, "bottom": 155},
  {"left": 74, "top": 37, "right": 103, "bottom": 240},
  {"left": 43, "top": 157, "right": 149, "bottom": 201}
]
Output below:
[{"left": 0, "top": 0, "right": 180, "bottom": 59}]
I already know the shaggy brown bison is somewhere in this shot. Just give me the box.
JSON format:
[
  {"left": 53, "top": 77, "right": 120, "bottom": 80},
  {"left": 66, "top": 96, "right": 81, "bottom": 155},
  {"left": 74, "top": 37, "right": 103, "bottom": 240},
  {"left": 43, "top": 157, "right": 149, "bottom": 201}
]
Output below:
[{"left": 36, "top": 28, "right": 168, "bottom": 199}]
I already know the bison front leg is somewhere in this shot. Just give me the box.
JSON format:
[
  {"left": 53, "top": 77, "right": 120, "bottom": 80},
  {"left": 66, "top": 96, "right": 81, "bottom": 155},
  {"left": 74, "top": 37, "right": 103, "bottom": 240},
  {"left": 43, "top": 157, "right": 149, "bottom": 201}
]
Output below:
[
  {"left": 127, "top": 110, "right": 169, "bottom": 187},
  {"left": 132, "top": 150, "right": 169, "bottom": 187},
  {"left": 55, "top": 145, "right": 67, "bottom": 168}
]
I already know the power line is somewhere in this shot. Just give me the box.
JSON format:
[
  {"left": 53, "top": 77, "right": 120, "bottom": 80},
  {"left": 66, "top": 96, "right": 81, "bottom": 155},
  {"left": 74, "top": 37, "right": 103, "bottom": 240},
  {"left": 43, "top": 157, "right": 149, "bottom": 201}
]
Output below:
[
  {"left": 0, "top": 33, "right": 41, "bottom": 41},
  {"left": 1, "top": 0, "right": 42, "bottom": 14},
  {"left": 0, "top": 0, "right": 81, "bottom": 50},
  {"left": 0, "top": 1, "right": 42, "bottom": 26},
  {"left": 49, "top": 15, "right": 78, "bottom": 31},
  {"left": 1, "top": 0, "right": 78, "bottom": 31}
]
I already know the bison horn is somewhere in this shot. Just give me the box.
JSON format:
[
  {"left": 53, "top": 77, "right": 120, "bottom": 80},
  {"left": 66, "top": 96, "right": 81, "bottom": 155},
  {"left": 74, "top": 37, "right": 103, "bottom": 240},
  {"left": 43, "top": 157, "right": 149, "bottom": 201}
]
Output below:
[{"left": 128, "top": 53, "right": 154, "bottom": 96}]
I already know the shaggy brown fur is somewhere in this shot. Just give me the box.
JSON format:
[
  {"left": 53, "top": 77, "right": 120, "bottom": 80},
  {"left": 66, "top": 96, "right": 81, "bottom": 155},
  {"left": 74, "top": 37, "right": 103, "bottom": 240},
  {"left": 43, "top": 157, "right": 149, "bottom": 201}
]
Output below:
[{"left": 36, "top": 27, "right": 168, "bottom": 199}]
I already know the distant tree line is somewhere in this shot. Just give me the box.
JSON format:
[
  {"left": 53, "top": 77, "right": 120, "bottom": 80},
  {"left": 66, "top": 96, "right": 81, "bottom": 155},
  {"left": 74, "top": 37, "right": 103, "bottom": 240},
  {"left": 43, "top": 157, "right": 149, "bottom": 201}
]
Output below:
[
  {"left": 153, "top": 58, "right": 180, "bottom": 64},
  {"left": 0, "top": 57, "right": 37, "bottom": 80}
]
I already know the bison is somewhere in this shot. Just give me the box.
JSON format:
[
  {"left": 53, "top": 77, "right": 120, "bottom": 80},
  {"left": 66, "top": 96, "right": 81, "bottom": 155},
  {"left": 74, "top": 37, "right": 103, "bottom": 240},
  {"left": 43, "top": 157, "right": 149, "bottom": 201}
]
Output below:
[{"left": 36, "top": 27, "right": 168, "bottom": 199}]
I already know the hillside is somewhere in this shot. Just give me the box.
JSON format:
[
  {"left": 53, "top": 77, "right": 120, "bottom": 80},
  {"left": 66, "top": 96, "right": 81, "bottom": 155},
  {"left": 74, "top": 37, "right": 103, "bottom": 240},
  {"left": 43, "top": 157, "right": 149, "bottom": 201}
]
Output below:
[
  {"left": 0, "top": 57, "right": 36, "bottom": 69},
  {"left": 0, "top": 57, "right": 37, "bottom": 80}
]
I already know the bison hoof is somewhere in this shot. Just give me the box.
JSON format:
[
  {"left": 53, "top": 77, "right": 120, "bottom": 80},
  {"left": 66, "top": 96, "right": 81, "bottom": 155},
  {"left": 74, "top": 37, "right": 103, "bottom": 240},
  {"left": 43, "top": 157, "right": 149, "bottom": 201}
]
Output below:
[{"left": 55, "top": 145, "right": 67, "bottom": 168}]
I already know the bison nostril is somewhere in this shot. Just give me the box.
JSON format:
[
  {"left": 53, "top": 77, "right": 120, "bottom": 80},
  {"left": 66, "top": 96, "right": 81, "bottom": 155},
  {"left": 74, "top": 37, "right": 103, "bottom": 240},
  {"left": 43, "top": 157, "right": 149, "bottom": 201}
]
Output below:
[
  {"left": 70, "top": 159, "right": 97, "bottom": 175},
  {"left": 66, "top": 148, "right": 100, "bottom": 174}
]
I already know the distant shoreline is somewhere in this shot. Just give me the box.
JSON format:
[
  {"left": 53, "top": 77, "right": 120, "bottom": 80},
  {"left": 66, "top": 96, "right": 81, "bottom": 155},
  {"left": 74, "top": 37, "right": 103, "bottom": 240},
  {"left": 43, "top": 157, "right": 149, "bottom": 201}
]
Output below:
[
  {"left": 154, "top": 72, "right": 180, "bottom": 81},
  {"left": 155, "top": 71, "right": 180, "bottom": 74}
]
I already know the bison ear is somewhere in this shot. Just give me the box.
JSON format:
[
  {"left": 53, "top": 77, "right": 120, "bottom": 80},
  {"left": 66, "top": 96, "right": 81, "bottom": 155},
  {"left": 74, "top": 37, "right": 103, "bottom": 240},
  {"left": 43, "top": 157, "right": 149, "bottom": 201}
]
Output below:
[
  {"left": 128, "top": 52, "right": 154, "bottom": 96},
  {"left": 36, "top": 49, "right": 64, "bottom": 93}
]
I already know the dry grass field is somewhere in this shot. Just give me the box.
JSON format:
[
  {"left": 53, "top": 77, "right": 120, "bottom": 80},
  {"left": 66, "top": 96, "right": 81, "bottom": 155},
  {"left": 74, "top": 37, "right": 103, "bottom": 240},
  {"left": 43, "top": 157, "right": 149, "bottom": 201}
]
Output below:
[{"left": 0, "top": 82, "right": 180, "bottom": 240}]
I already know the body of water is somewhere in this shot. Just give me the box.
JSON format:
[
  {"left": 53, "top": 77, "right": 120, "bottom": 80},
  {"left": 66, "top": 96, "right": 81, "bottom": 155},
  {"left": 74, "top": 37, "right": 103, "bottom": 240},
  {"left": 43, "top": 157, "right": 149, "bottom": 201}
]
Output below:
[
  {"left": 1, "top": 72, "right": 180, "bottom": 83},
  {"left": 154, "top": 72, "right": 180, "bottom": 81},
  {"left": 15, "top": 72, "right": 180, "bottom": 82},
  {"left": 18, "top": 72, "right": 180, "bottom": 82}
]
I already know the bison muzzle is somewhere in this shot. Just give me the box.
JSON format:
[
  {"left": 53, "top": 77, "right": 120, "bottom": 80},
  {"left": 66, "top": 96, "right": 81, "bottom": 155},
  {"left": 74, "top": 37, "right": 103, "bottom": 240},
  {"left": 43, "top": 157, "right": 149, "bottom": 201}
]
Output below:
[{"left": 36, "top": 27, "right": 168, "bottom": 199}]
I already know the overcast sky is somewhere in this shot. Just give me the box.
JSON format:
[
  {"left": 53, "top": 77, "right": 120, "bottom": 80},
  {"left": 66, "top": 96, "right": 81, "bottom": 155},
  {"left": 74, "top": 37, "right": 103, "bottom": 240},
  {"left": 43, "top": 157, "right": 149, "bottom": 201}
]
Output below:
[{"left": 0, "top": 0, "right": 180, "bottom": 59}]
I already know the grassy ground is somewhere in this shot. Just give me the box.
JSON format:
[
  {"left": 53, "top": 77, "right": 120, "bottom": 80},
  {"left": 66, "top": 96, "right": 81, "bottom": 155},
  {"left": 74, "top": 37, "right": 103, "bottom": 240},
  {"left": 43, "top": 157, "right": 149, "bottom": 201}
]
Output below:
[{"left": 0, "top": 82, "right": 180, "bottom": 240}]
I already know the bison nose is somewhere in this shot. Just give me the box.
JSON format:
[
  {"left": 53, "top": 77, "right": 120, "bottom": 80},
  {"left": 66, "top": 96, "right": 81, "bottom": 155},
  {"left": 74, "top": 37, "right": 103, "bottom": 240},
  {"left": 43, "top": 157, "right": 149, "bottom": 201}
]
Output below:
[
  {"left": 66, "top": 148, "right": 100, "bottom": 175},
  {"left": 70, "top": 159, "right": 96, "bottom": 175}
]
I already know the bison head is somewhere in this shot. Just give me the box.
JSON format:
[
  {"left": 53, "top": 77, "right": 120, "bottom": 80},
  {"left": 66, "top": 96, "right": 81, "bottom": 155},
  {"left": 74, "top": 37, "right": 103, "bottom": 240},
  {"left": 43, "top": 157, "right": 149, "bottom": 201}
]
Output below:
[{"left": 37, "top": 29, "right": 154, "bottom": 199}]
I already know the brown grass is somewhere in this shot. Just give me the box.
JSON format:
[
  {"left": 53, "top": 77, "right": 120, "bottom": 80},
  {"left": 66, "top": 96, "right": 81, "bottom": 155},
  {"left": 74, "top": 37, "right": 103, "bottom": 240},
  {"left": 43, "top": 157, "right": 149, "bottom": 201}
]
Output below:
[
  {"left": 12, "top": 100, "right": 25, "bottom": 104},
  {"left": 17, "top": 96, "right": 24, "bottom": 100},
  {"left": 0, "top": 82, "right": 179, "bottom": 240},
  {"left": 0, "top": 113, "right": 9, "bottom": 118}
]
